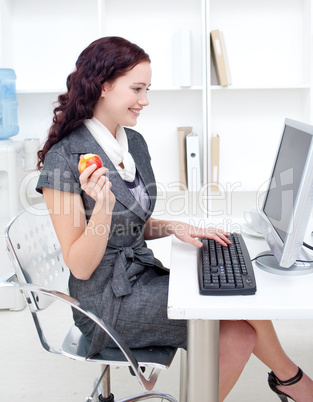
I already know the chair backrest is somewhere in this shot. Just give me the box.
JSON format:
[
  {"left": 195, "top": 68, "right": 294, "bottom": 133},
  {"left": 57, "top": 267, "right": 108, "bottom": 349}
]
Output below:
[{"left": 4, "top": 203, "right": 69, "bottom": 310}]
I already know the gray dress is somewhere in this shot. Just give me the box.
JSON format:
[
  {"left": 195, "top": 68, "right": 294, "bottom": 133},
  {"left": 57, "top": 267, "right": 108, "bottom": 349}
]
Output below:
[{"left": 36, "top": 124, "right": 187, "bottom": 357}]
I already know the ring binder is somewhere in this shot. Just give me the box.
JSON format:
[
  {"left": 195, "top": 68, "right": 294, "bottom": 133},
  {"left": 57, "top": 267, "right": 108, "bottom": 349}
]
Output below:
[{"left": 186, "top": 131, "right": 201, "bottom": 191}]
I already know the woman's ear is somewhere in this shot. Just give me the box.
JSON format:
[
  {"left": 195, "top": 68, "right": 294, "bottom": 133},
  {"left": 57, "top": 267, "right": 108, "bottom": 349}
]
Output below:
[
  {"left": 100, "top": 81, "right": 113, "bottom": 98},
  {"left": 100, "top": 83, "right": 107, "bottom": 98}
]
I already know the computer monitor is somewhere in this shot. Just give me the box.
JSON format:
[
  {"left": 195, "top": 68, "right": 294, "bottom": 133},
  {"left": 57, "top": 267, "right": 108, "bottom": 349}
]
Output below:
[{"left": 256, "top": 118, "right": 313, "bottom": 275}]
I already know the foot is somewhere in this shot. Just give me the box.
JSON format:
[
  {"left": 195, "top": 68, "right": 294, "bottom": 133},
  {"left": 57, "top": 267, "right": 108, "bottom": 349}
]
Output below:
[{"left": 276, "top": 372, "right": 313, "bottom": 402}]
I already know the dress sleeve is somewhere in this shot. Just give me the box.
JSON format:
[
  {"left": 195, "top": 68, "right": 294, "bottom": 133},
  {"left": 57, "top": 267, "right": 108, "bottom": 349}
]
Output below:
[{"left": 36, "top": 150, "right": 82, "bottom": 195}]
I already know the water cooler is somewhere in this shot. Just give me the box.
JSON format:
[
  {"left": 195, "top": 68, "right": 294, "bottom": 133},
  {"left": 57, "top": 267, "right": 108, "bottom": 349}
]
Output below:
[{"left": 0, "top": 69, "right": 41, "bottom": 310}]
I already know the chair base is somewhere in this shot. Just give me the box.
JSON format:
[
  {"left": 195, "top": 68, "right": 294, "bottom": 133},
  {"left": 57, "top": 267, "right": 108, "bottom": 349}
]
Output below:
[
  {"left": 99, "top": 391, "right": 177, "bottom": 401},
  {"left": 91, "top": 368, "right": 178, "bottom": 402}
]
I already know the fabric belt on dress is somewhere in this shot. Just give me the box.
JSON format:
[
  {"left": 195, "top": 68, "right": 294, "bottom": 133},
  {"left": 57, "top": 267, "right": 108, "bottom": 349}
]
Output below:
[{"left": 109, "top": 242, "right": 156, "bottom": 298}]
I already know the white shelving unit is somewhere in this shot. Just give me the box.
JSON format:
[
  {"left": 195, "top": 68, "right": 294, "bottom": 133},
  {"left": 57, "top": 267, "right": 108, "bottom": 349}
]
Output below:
[
  {"left": 0, "top": 0, "right": 207, "bottom": 199},
  {"left": 1, "top": 0, "right": 313, "bottom": 219},
  {"left": 208, "top": 0, "right": 313, "bottom": 198}
]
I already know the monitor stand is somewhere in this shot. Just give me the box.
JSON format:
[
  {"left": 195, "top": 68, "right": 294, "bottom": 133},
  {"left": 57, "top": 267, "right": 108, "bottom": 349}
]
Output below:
[{"left": 255, "top": 248, "right": 313, "bottom": 276}]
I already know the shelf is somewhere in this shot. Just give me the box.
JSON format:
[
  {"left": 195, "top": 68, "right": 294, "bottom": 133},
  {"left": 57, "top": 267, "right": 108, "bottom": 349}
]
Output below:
[
  {"left": 16, "top": 86, "right": 204, "bottom": 95},
  {"left": 151, "top": 86, "right": 203, "bottom": 91},
  {"left": 16, "top": 89, "right": 66, "bottom": 95},
  {"left": 211, "top": 84, "right": 311, "bottom": 91},
  {"left": 18, "top": 84, "right": 308, "bottom": 95}
]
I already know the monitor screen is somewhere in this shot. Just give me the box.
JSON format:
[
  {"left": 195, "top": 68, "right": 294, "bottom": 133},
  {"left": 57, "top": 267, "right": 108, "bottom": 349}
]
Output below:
[
  {"left": 257, "top": 118, "right": 313, "bottom": 274},
  {"left": 263, "top": 125, "right": 312, "bottom": 242}
]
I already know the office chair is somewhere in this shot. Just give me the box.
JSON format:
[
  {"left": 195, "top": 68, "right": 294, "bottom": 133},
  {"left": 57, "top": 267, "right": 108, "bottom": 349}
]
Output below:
[{"left": 1, "top": 204, "right": 178, "bottom": 402}]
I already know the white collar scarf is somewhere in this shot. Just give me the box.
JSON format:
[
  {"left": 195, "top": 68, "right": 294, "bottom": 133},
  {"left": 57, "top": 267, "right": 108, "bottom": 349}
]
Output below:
[{"left": 84, "top": 118, "right": 136, "bottom": 182}]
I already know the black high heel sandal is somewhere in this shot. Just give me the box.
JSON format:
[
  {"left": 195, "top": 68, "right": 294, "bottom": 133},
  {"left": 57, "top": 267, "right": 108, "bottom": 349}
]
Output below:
[{"left": 268, "top": 367, "right": 303, "bottom": 401}]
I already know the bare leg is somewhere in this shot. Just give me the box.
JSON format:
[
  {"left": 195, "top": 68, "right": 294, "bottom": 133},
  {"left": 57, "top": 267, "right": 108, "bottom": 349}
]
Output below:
[
  {"left": 247, "top": 320, "right": 313, "bottom": 402},
  {"left": 219, "top": 320, "right": 256, "bottom": 401}
]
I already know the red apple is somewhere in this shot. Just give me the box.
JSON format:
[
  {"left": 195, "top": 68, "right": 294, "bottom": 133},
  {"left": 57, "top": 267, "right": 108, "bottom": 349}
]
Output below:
[{"left": 78, "top": 153, "right": 103, "bottom": 174}]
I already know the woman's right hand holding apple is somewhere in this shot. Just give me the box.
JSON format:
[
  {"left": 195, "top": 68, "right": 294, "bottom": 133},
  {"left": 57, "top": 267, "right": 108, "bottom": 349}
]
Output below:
[{"left": 79, "top": 164, "right": 116, "bottom": 214}]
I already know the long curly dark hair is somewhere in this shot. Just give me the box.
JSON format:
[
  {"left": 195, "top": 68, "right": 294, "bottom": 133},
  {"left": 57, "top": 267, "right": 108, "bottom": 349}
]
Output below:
[{"left": 37, "top": 36, "right": 150, "bottom": 170}]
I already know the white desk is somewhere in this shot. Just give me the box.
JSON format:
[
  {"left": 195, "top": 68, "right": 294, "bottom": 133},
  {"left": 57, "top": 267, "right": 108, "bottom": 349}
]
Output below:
[{"left": 168, "top": 225, "right": 313, "bottom": 401}]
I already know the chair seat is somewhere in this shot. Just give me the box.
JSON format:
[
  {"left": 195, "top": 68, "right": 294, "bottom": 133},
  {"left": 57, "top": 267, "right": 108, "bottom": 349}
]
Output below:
[{"left": 62, "top": 325, "right": 177, "bottom": 369}]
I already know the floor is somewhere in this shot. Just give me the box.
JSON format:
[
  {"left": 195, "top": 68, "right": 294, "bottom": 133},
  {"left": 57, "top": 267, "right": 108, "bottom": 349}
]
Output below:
[{"left": 2, "top": 295, "right": 313, "bottom": 402}]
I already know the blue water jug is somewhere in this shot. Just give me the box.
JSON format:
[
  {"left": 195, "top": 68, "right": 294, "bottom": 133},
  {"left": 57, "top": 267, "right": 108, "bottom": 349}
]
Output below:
[{"left": 0, "top": 69, "right": 19, "bottom": 140}]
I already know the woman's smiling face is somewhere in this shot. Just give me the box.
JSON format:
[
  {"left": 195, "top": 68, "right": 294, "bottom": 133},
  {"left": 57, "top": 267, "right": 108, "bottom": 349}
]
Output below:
[{"left": 94, "top": 61, "right": 152, "bottom": 136}]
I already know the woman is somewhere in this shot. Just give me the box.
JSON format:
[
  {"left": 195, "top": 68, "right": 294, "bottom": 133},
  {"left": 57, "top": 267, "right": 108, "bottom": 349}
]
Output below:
[{"left": 36, "top": 36, "right": 313, "bottom": 401}]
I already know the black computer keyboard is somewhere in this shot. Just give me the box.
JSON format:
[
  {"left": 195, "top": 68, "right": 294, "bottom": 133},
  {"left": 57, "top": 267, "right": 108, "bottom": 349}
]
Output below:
[{"left": 198, "top": 232, "right": 256, "bottom": 296}]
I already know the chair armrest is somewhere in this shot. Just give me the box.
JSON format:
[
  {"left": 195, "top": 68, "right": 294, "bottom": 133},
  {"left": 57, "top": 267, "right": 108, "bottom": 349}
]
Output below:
[{"left": 0, "top": 280, "right": 160, "bottom": 390}]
